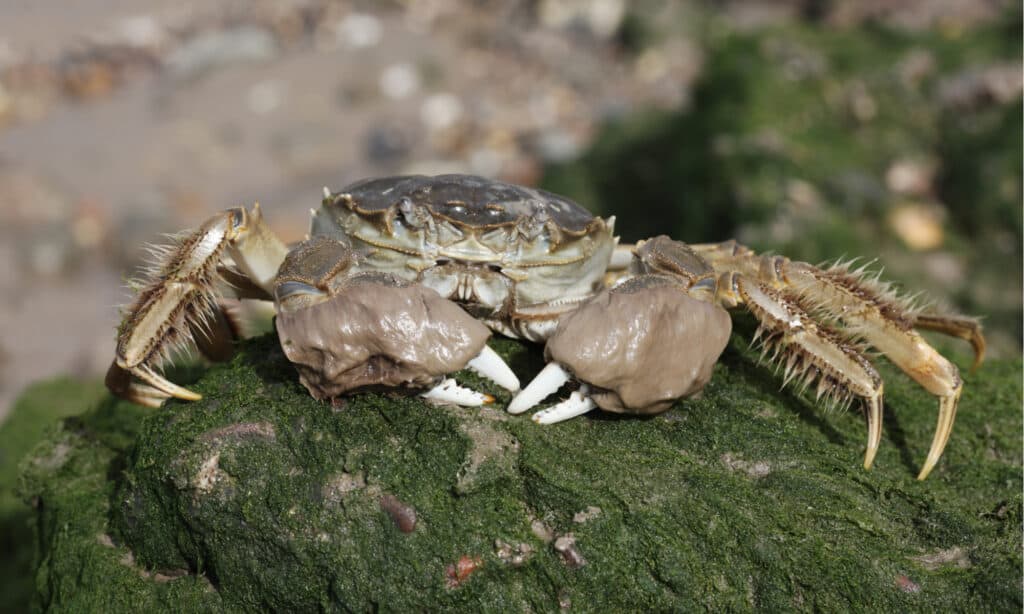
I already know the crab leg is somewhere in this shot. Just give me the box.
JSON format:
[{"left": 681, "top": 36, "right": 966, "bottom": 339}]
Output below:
[
  {"left": 697, "top": 241, "right": 979, "bottom": 479},
  {"left": 911, "top": 313, "right": 986, "bottom": 372},
  {"left": 776, "top": 261, "right": 965, "bottom": 480},
  {"left": 722, "top": 274, "right": 886, "bottom": 470},
  {"left": 110, "top": 205, "right": 287, "bottom": 407}
]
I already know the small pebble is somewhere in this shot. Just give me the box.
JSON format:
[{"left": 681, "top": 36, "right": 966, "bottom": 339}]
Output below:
[
  {"left": 379, "top": 63, "right": 420, "bottom": 100},
  {"left": 379, "top": 494, "right": 417, "bottom": 533},
  {"left": 335, "top": 14, "right": 382, "bottom": 49}
]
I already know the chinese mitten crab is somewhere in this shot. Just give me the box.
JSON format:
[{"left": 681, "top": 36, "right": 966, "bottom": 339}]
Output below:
[{"left": 106, "top": 174, "right": 984, "bottom": 480}]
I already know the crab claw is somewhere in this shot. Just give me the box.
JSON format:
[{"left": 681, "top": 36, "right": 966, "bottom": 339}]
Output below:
[
  {"left": 508, "top": 364, "right": 597, "bottom": 423},
  {"left": 508, "top": 362, "right": 571, "bottom": 415},
  {"left": 531, "top": 385, "right": 598, "bottom": 424},
  {"left": 422, "top": 378, "right": 494, "bottom": 406},
  {"left": 466, "top": 345, "right": 520, "bottom": 392},
  {"left": 275, "top": 238, "right": 504, "bottom": 407}
]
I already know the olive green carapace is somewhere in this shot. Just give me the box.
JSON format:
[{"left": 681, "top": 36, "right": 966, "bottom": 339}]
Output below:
[{"left": 11, "top": 334, "right": 1022, "bottom": 612}]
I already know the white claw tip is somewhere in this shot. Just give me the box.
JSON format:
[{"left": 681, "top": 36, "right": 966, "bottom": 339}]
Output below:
[
  {"left": 508, "top": 362, "right": 570, "bottom": 414},
  {"left": 532, "top": 386, "right": 596, "bottom": 424},
  {"left": 422, "top": 378, "right": 493, "bottom": 407},
  {"left": 466, "top": 345, "right": 520, "bottom": 392},
  {"left": 322, "top": 186, "right": 331, "bottom": 199}
]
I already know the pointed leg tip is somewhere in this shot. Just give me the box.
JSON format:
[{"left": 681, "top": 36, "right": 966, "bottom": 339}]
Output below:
[
  {"left": 915, "top": 393, "right": 958, "bottom": 481},
  {"left": 862, "top": 448, "right": 878, "bottom": 470},
  {"left": 968, "top": 357, "right": 984, "bottom": 375}
]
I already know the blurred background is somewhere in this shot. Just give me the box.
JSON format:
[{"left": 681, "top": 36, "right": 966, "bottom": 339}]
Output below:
[{"left": 0, "top": 0, "right": 1020, "bottom": 422}]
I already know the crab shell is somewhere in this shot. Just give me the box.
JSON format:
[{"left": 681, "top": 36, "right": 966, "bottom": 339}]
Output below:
[{"left": 309, "top": 174, "right": 616, "bottom": 337}]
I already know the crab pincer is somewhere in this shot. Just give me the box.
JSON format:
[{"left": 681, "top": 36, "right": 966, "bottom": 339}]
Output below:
[
  {"left": 509, "top": 274, "right": 733, "bottom": 421},
  {"left": 274, "top": 236, "right": 518, "bottom": 406}
]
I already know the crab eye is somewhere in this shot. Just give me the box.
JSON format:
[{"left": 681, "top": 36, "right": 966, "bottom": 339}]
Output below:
[
  {"left": 230, "top": 208, "right": 247, "bottom": 230},
  {"left": 398, "top": 198, "right": 422, "bottom": 228}
]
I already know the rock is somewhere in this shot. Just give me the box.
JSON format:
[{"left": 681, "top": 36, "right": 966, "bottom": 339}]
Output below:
[
  {"left": 331, "top": 13, "right": 383, "bottom": 50},
  {"left": 420, "top": 93, "right": 464, "bottom": 131},
  {"left": 537, "top": 0, "right": 626, "bottom": 39},
  {"left": 166, "top": 27, "right": 279, "bottom": 80},
  {"left": 364, "top": 124, "right": 413, "bottom": 163},
  {"left": 888, "top": 202, "right": 946, "bottom": 251},
  {"left": 378, "top": 63, "right": 421, "bottom": 100},
  {"left": 11, "top": 335, "right": 1023, "bottom": 611}
]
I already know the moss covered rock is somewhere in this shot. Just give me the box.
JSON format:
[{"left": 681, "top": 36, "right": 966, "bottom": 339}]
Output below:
[{"left": 15, "top": 333, "right": 1022, "bottom": 611}]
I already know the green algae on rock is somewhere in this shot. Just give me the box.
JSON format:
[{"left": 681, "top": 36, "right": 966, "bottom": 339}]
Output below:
[{"left": 14, "top": 332, "right": 1022, "bottom": 611}]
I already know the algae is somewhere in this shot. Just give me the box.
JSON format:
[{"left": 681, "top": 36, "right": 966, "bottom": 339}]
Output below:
[
  {"left": 542, "top": 10, "right": 1023, "bottom": 357},
  {"left": 11, "top": 332, "right": 1021, "bottom": 612}
]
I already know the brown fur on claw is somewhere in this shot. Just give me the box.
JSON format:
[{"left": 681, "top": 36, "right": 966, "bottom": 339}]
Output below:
[
  {"left": 546, "top": 275, "right": 732, "bottom": 414},
  {"left": 277, "top": 273, "right": 490, "bottom": 400}
]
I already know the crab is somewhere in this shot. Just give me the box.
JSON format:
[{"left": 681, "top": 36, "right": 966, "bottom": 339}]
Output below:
[{"left": 106, "top": 174, "right": 985, "bottom": 480}]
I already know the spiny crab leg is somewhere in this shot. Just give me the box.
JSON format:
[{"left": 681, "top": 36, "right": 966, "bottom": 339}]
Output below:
[
  {"left": 912, "top": 313, "right": 986, "bottom": 373},
  {"left": 780, "top": 262, "right": 964, "bottom": 480},
  {"left": 727, "top": 275, "right": 886, "bottom": 471},
  {"left": 532, "top": 385, "right": 597, "bottom": 424},
  {"left": 696, "top": 241, "right": 980, "bottom": 479},
  {"left": 422, "top": 378, "right": 495, "bottom": 406},
  {"left": 508, "top": 362, "right": 571, "bottom": 414},
  {"left": 110, "top": 205, "right": 286, "bottom": 407},
  {"left": 466, "top": 345, "right": 521, "bottom": 392}
]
